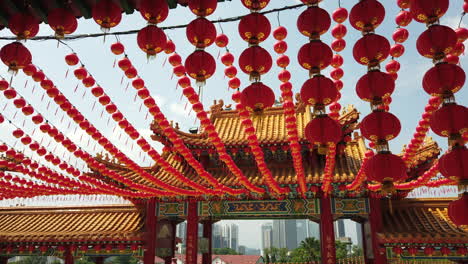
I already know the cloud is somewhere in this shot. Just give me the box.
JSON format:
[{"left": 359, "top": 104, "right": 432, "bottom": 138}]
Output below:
[{"left": 169, "top": 102, "right": 189, "bottom": 117}]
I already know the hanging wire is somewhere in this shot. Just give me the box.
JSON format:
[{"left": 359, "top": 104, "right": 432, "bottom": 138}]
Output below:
[
  {"left": 276, "top": 11, "right": 281, "bottom": 27},
  {"left": 0, "top": 4, "right": 305, "bottom": 41},
  {"left": 458, "top": 12, "right": 466, "bottom": 28}
]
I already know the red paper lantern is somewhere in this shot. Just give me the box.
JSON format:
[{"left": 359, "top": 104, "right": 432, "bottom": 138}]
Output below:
[
  {"left": 8, "top": 13, "right": 39, "bottom": 39},
  {"left": 111, "top": 42, "right": 125, "bottom": 55},
  {"left": 422, "top": 63, "right": 465, "bottom": 96},
  {"left": 353, "top": 34, "right": 390, "bottom": 66},
  {"left": 273, "top": 41, "right": 288, "bottom": 54},
  {"left": 224, "top": 66, "right": 237, "bottom": 78},
  {"left": 365, "top": 153, "right": 407, "bottom": 185},
  {"left": 0, "top": 42, "right": 32, "bottom": 71},
  {"left": 273, "top": 26, "right": 287, "bottom": 41},
  {"left": 238, "top": 13, "right": 271, "bottom": 45},
  {"left": 416, "top": 25, "right": 457, "bottom": 59},
  {"left": 184, "top": 50, "right": 216, "bottom": 85},
  {"left": 74, "top": 67, "right": 88, "bottom": 80},
  {"left": 4, "top": 89, "right": 17, "bottom": 99},
  {"left": 409, "top": 0, "right": 449, "bottom": 24},
  {"left": 178, "top": 76, "right": 191, "bottom": 88},
  {"left": 360, "top": 111, "right": 401, "bottom": 141},
  {"left": 125, "top": 67, "right": 138, "bottom": 79},
  {"left": 137, "top": 25, "right": 167, "bottom": 56},
  {"left": 23, "top": 64, "right": 37, "bottom": 76},
  {"left": 356, "top": 71, "right": 395, "bottom": 103},
  {"left": 424, "top": 247, "right": 435, "bottom": 256},
  {"left": 385, "top": 60, "right": 400, "bottom": 73},
  {"left": 91, "top": 86, "right": 104, "bottom": 97},
  {"left": 439, "top": 146, "right": 467, "bottom": 182},
  {"left": 390, "top": 44, "right": 405, "bottom": 58},
  {"left": 239, "top": 46, "right": 272, "bottom": 80},
  {"left": 47, "top": 8, "right": 78, "bottom": 38},
  {"left": 331, "top": 24, "right": 347, "bottom": 39},
  {"left": 331, "top": 39, "right": 346, "bottom": 52},
  {"left": 65, "top": 53, "right": 79, "bottom": 66},
  {"left": 215, "top": 34, "right": 229, "bottom": 48},
  {"left": 395, "top": 10, "right": 412, "bottom": 27},
  {"left": 22, "top": 105, "right": 34, "bottom": 116},
  {"left": 430, "top": 104, "right": 468, "bottom": 137},
  {"left": 92, "top": 0, "right": 122, "bottom": 30},
  {"left": 392, "top": 28, "right": 409, "bottom": 43},
  {"left": 349, "top": 0, "right": 385, "bottom": 32},
  {"left": 297, "top": 41, "right": 332, "bottom": 73},
  {"left": 240, "top": 82, "right": 275, "bottom": 112},
  {"left": 455, "top": 28, "right": 468, "bottom": 43},
  {"left": 188, "top": 0, "right": 217, "bottom": 17},
  {"left": 221, "top": 52, "right": 234, "bottom": 66},
  {"left": 12, "top": 129, "right": 24, "bottom": 138},
  {"left": 297, "top": 7, "right": 331, "bottom": 39},
  {"left": 13, "top": 98, "right": 26, "bottom": 108},
  {"left": 139, "top": 0, "right": 169, "bottom": 24},
  {"left": 132, "top": 78, "right": 145, "bottom": 89},
  {"left": 164, "top": 40, "right": 175, "bottom": 54},
  {"left": 228, "top": 78, "right": 241, "bottom": 89},
  {"left": 448, "top": 193, "right": 468, "bottom": 225},
  {"left": 82, "top": 76, "right": 95, "bottom": 88},
  {"left": 330, "top": 68, "right": 344, "bottom": 80},
  {"left": 278, "top": 70, "right": 291, "bottom": 82},
  {"left": 332, "top": 7, "right": 348, "bottom": 23},
  {"left": 305, "top": 115, "right": 342, "bottom": 146},
  {"left": 300, "top": 75, "right": 338, "bottom": 107},
  {"left": 241, "top": 0, "right": 270, "bottom": 11},
  {"left": 186, "top": 18, "right": 216, "bottom": 48}
]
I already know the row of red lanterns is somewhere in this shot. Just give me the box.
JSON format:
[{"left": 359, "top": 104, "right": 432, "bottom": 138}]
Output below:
[
  {"left": 272, "top": 23, "right": 307, "bottom": 196},
  {"left": 110, "top": 42, "right": 243, "bottom": 196},
  {"left": 66, "top": 51, "right": 211, "bottom": 196},
  {"left": 16, "top": 66, "right": 168, "bottom": 198},
  {"left": 407, "top": 0, "right": 468, "bottom": 226},
  {"left": 164, "top": 33, "right": 263, "bottom": 194}
]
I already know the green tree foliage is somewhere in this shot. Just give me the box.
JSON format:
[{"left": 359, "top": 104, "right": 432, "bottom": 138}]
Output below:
[
  {"left": 104, "top": 255, "right": 140, "bottom": 264},
  {"left": 9, "top": 256, "right": 48, "bottom": 264},
  {"left": 75, "top": 256, "right": 95, "bottom": 264},
  {"left": 290, "top": 237, "right": 321, "bottom": 263},
  {"left": 213, "top": 248, "right": 241, "bottom": 255}
]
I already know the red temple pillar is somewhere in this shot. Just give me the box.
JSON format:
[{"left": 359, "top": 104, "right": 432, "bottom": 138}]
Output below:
[
  {"left": 164, "top": 221, "right": 178, "bottom": 264},
  {"left": 0, "top": 257, "right": 8, "bottom": 264},
  {"left": 368, "top": 197, "right": 388, "bottom": 264},
  {"left": 320, "top": 196, "right": 336, "bottom": 264},
  {"left": 144, "top": 198, "right": 158, "bottom": 264},
  {"left": 202, "top": 221, "right": 213, "bottom": 264},
  {"left": 186, "top": 201, "right": 199, "bottom": 264},
  {"left": 64, "top": 246, "right": 74, "bottom": 264}
]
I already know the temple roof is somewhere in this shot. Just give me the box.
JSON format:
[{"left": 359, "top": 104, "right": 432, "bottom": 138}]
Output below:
[
  {"left": 379, "top": 198, "right": 468, "bottom": 245},
  {"left": 151, "top": 103, "right": 360, "bottom": 147},
  {"left": 0, "top": 205, "right": 144, "bottom": 244}
]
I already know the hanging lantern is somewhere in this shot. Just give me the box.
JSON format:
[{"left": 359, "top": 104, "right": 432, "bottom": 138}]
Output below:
[
  {"left": 118, "top": 57, "right": 132, "bottom": 70},
  {"left": 332, "top": 7, "right": 348, "bottom": 23},
  {"left": 8, "top": 13, "right": 39, "bottom": 39},
  {"left": 305, "top": 115, "right": 342, "bottom": 154},
  {"left": 65, "top": 53, "right": 79, "bottom": 66},
  {"left": 392, "top": 28, "right": 409, "bottom": 43},
  {"left": 360, "top": 111, "right": 401, "bottom": 142},
  {"left": 300, "top": 75, "right": 338, "bottom": 108},
  {"left": 455, "top": 28, "right": 468, "bottom": 43},
  {"left": 47, "top": 8, "right": 78, "bottom": 38},
  {"left": 241, "top": 0, "right": 269, "bottom": 11},
  {"left": 0, "top": 42, "right": 32, "bottom": 72},
  {"left": 422, "top": 63, "right": 465, "bottom": 96},
  {"left": 273, "top": 26, "right": 287, "bottom": 41},
  {"left": 239, "top": 46, "right": 272, "bottom": 81},
  {"left": 409, "top": 0, "right": 449, "bottom": 24},
  {"left": 13, "top": 98, "right": 26, "bottom": 108},
  {"left": 356, "top": 71, "right": 395, "bottom": 106},
  {"left": 416, "top": 25, "right": 457, "bottom": 59},
  {"left": 438, "top": 146, "right": 467, "bottom": 182},
  {"left": 331, "top": 24, "right": 347, "bottom": 39},
  {"left": 92, "top": 0, "right": 122, "bottom": 31},
  {"left": 349, "top": 0, "right": 385, "bottom": 32},
  {"left": 139, "top": 0, "right": 169, "bottom": 24},
  {"left": 297, "top": 41, "right": 333, "bottom": 75},
  {"left": 228, "top": 78, "right": 241, "bottom": 89},
  {"left": 12, "top": 129, "right": 24, "bottom": 138},
  {"left": 184, "top": 50, "right": 216, "bottom": 86},
  {"left": 390, "top": 44, "right": 405, "bottom": 58},
  {"left": 364, "top": 153, "right": 407, "bottom": 192},
  {"left": 74, "top": 67, "right": 88, "bottom": 80},
  {"left": 297, "top": 7, "right": 331, "bottom": 39},
  {"left": 449, "top": 194, "right": 468, "bottom": 226},
  {"left": 224, "top": 66, "right": 237, "bottom": 78},
  {"left": 137, "top": 25, "right": 167, "bottom": 56},
  {"left": 430, "top": 104, "right": 468, "bottom": 138},
  {"left": 111, "top": 42, "right": 125, "bottom": 55},
  {"left": 23, "top": 64, "right": 37, "bottom": 76},
  {"left": 188, "top": 0, "right": 217, "bottom": 17},
  {"left": 240, "top": 82, "right": 275, "bottom": 112},
  {"left": 395, "top": 10, "right": 412, "bottom": 27},
  {"left": 215, "top": 34, "right": 229, "bottom": 48},
  {"left": 353, "top": 34, "right": 390, "bottom": 67},
  {"left": 186, "top": 18, "right": 216, "bottom": 48},
  {"left": 238, "top": 13, "right": 271, "bottom": 45}
]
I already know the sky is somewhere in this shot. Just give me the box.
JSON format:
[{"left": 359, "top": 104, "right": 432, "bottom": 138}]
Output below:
[{"left": 0, "top": 0, "right": 466, "bottom": 249}]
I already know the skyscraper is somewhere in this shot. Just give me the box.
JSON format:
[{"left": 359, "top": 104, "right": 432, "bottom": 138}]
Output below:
[
  {"left": 177, "top": 222, "right": 187, "bottom": 244},
  {"left": 261, "top": 223, "right": 273, "bottom": 252},
  {"left": 230, "top": 223, "right": 239, "bottom": 251},
  {"left": 335, "top": 219, "right": 346, "bottom": 238},
  {"left": 272, "top": 220, "right": 298, "bottom": 250},
  {"left": 212, "top": 223, "right": 223, "bottom": 249}
]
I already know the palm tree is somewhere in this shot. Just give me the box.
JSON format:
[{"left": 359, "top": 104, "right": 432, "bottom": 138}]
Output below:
[{"left": 299, "top": 237, "right": 321, "bottom": 261}]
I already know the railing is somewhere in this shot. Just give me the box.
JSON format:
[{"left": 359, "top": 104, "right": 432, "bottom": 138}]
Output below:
[
  {"left": 270, "top": 256, "right": 365, "bottom": 264},
  {"left": 270, "top": 257, "right": 457, "bottom": 264}
]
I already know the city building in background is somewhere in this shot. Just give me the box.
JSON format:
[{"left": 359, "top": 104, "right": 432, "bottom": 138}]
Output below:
[{"left": 272, "top": 220, "right": 298, "bottom": 250}]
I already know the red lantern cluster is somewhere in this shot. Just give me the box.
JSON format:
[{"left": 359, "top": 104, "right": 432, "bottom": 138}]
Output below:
[
  {"left": 136, "top": 0, "right": 169, "bottom": 57},
  {"left": 0, "top": 42, "right": 32, "bottom": 73},
  {"left": 350, "top": 0, "right": 405, "bottom": 192},
  {"left": 409, "top": 0, "right": 468, "bottom": 211}
]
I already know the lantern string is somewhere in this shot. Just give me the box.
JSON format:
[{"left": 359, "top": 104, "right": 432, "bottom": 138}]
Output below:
[
  {"left": 458, "top": 12, "right": 465, "bottom": 28},
  {"left": 0, "top": 4, "right": 305, "bottom": 41},
  {"left": 276, "top": 11, "right": 281, "bottom": 27}
]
